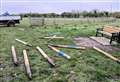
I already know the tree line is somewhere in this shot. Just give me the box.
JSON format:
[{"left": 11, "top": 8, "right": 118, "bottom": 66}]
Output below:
[{"left": 19, "top": 10, "right": 120, "bottom": 18}]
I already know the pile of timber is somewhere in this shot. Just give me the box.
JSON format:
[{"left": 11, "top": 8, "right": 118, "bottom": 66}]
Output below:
[
  {"left": 11, "top": 38, "right": 85, "bottom": 79},
  {"left": 10, "top": 38, "right": 120, "bottom": 80}
]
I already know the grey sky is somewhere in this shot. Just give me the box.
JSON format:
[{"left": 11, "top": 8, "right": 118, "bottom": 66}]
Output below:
[{"left": 0, "top": 0, "right": 120, "bottom": 14}]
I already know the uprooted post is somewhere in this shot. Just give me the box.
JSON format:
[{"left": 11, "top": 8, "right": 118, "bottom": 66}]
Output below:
[
  {"left": 93, "top": 47, "right": 120, "bottom": 64},
  {"left": 36, "top": 46, "right": 55, "bottom": 67},
  {"left": 49, "top": 44, "right": 86, "bottom": 50},
  {"left": 15, "top": 39, "right": 33, "bottom": 47},
  {"left": 48, "top": 45, "right": 71, "bottom": 59},
  {"left": 11, "top": 45, "right": 18, "bottom": 66},
  {"left": 23, "top": 49, "right": 32, "bottom": 80}
]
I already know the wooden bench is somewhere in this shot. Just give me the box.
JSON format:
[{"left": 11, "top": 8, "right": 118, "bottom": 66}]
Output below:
[{"left": 96, "top": 26, "right": 120, "bottom": 44}]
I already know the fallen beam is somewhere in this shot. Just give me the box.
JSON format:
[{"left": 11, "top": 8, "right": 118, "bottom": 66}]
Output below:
[
  {"left": 36, "top": 46, "right": 55, "bottom": 67},
  {"left": 43, "top": 37, "right": 64, "bottom": 39},
  {"left": 23, "top": 49, "right": 32, "bottom": 80},
  {"left": 11, "top": 46, "right": 18, "bottom": 66},
  {"left": 15, "top": 39, "right": 33, "bottom": 47},
  {"left": 48, "top": 45, "right": 71, "bottom": 59},
  {"left": 49, "top": 44, "right": 86, "bottom": 50},
  {"left": 47, "top": 35, "right": 57, "bottom": 41},
  {"left": 93, "top": 47, "right": 120, "bottom": 64}
]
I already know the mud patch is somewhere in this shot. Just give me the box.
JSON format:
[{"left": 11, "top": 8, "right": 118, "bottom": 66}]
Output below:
[
  {"left": 90, "top": 37, "right": 117, "bottom": 46},
  {"left": 74, "top": 37, "right": 120, "bottom": 53}
]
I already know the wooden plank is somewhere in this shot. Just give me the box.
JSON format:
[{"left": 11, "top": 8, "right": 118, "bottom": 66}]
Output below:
[
  {"left": 11, "top": 46, "right": 18, "bottom": 66},
  {"left": 44, "top": 37, "right": 64, "bottom": 39},
  {"left": 103, "top": 26, "right": 120, "bottom": 33},
  {"left": 15, "top": 39, "right": 33, "bottom": 47},
  {"left": 49, "top": 44, "right": 86, "bottom": 50},
  {"left": 36, "top": 46, "right": 55, "bottom": 67},
  {"left": 23, "top": 50, "right": 32, "bottom": 80},
  {"left": 93, "top": 47, "right": 120, "bottom": 64},
  {"left": 99, "top": 31, "right": 112, "bottom": 36},
  {"left": 105, "top": 26, "right": 120, "bottom": 31}
]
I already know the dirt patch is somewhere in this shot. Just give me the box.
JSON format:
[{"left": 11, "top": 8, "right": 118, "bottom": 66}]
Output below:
[
  {"left": 90, "top": 36, "right": 117, "bottom": 46},
  {"left": 74, "top": 37, "right": 120, "bottom": 53}
]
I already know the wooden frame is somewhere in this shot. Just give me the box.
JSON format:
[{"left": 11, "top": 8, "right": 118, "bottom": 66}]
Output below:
[{"left": 96, "top": 26, "right": 120, "bottom": 44}]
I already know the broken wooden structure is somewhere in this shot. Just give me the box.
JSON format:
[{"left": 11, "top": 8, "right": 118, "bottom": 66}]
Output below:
[{"left": 96, "top": 26, "right": 120, "bottom": 44}]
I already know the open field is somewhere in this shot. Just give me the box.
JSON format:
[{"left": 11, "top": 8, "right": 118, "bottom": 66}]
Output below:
[{"left": 0, "top": 18, "right": 120, "bottom": 82}]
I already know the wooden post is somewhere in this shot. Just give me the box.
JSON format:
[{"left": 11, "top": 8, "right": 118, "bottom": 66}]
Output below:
[
  {"left": 23, "top": 50, "right": 32, "bottom": 80},
  {"left": 36, "top": 46, "right": 55, "bottom": 67},
  {"left": 93, "top": 47, "right": 120, "bottom": 63},
  {"left": 11, "top": 46, "right": 18, "bottom": 66},
  {"left": 41, "top": 17, "right": 44, "bottom": 26},
  {"left": 49, "top": 44, "right": 85, "bottom": 50},
  {"left": 48, "top": 45, "right": 71, "bottom": 59}
]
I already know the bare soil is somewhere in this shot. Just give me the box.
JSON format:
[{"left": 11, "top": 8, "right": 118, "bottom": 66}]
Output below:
[{"left": 74, "top": 37, "right": 120, "bottom": 53}]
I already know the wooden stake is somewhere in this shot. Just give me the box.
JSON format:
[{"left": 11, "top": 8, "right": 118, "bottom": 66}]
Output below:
[
  {"left": 15, "top": 39, "right": 32, "bottom": 47},
  {"left": 11, "top": 46, "right": 18, "bottom": 66},
  {"left": 93, "top": 47, "right": 120, "bottom": 63},
  {"left": 48, "top": 45, "right": 71, "bottom": 59},
  {"left": 23, "top": 50, "right": 32, "bottom": 80},
  {"left": 47, "top": 35, "right": 57, "bottom": 41},
  {"left": 36, "top": 46, "right": 55, "bottom": 67}
]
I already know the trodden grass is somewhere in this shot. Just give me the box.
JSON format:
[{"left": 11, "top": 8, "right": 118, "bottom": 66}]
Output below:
[{"left": 0, "top": 18, "right": 120, "bottom": 82}]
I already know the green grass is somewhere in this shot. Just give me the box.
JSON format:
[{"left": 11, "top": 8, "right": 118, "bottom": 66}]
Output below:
[{"left": 0, "top": 18, "right": 120, "bottom": 82}]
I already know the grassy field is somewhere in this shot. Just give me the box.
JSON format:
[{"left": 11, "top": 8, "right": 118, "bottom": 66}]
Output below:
[{"left": 0, "top": 18, "right": 120, "bottom": 82}]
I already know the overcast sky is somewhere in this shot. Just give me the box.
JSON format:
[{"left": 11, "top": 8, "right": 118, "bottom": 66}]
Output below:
[{"left": 0, "top": 0, "right": 120, "bottom": 14}]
